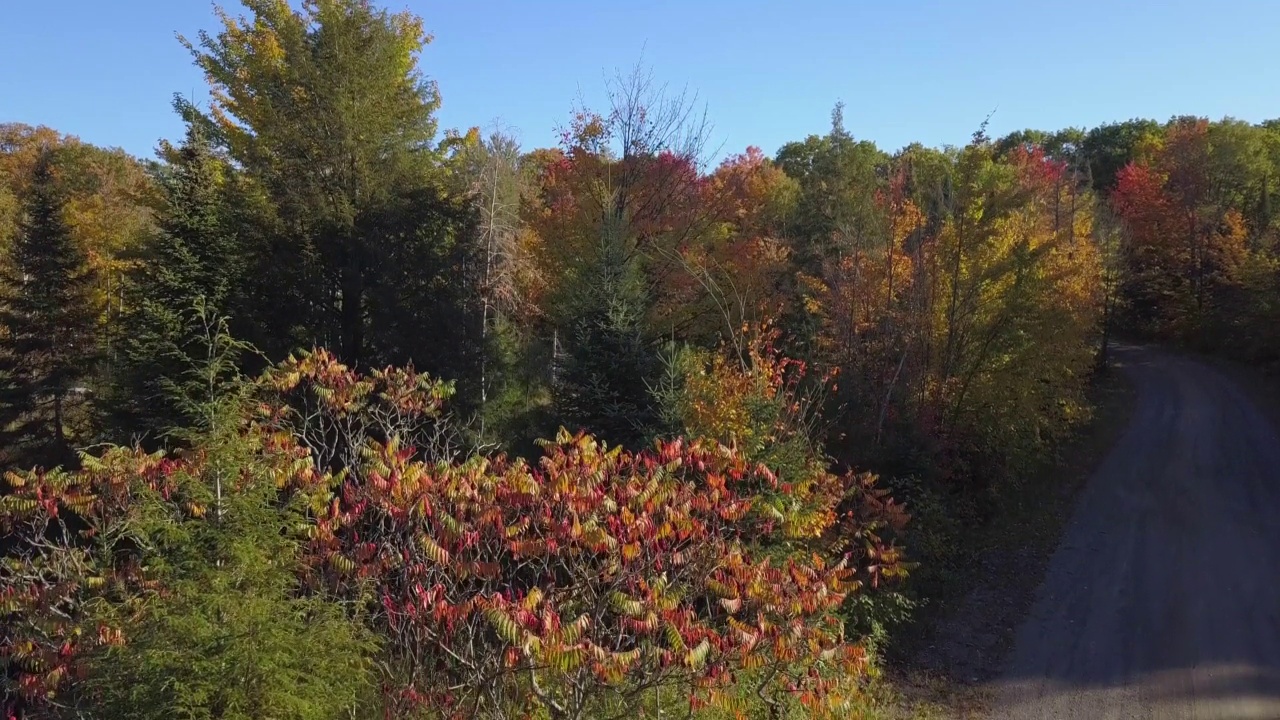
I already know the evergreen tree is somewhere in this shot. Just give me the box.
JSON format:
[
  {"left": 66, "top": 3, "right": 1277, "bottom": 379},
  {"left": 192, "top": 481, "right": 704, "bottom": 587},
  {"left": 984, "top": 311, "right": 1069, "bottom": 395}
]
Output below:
[
  {"left": 83, "top": 313, "right": 376, "bottom": 719},
  {"left": 0, "top": 148, "right": 99, "bottom": 469},
  {"left": 183, "top": 0, "right": 481, "bottom": 378},
  {"left": 553, "top": 213, "right": 661, "bottom": 448},
  {"left": 110, "top": 123, "right": 241, "bottom": 443},
  {"left": 775, "top": 103, "right": 888, "bottom": 274}
]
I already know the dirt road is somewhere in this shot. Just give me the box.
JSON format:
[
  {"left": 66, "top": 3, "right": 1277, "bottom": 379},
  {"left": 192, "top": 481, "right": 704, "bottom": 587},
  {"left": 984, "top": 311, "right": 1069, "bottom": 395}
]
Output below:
[{"left": 989, "top": 346, "right": 1280, "bottom": 720}]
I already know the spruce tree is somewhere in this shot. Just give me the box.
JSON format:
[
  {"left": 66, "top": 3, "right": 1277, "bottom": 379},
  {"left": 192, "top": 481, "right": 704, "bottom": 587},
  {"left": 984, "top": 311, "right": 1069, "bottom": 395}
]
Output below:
[
  {"left": 0, "top": 148, "right": 99, "bottom": 469},
  {"left": 84, "top": 314, "right": 376, "bottom": 719},
  {"left": 111, "top": 123, "right": 241, "bottom": 443},
  {"left": 553, "top": 213, "right": 661, "bottom": 448}
]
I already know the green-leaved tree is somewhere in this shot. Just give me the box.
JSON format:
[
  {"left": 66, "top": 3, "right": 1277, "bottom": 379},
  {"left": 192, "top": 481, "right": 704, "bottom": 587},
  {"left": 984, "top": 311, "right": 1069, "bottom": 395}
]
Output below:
[{"left": 182, "top": 0, "right": 480, "bottom": 382}]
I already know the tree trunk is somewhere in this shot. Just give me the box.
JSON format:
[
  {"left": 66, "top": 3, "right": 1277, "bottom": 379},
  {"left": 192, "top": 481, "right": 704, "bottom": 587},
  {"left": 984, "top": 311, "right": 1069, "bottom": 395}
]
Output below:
[
  {"left": 1190, "top": 211, "right": 1204, "bottom": 315},
  {"left": 53, "top": 389, "right": 65, "bottom": 463},
  {"left": 340, "top": 240, "right": 364, "bottom": 366},
  {"left": 1099, "top": 293, "right": 1112, "bottom": 369},
  {"left": 944, "top": 215, "right": 966, "bottom": 379}
]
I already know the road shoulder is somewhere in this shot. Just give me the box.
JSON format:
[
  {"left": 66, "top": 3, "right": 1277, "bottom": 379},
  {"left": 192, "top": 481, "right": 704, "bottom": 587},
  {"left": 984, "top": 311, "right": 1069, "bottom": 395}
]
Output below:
[
  {"left": 878, "top": 357, "right": 1139, "bottom": 719},
  {"left": 1197, "top": 351, "right": 1280, "bottom": 434}
]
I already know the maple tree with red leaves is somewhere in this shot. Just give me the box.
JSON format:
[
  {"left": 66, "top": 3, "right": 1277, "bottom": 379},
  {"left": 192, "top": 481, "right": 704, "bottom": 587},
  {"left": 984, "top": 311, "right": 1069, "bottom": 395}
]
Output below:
[{"left": 1111, "top": 119, "right": 1250, "bottom": 343}]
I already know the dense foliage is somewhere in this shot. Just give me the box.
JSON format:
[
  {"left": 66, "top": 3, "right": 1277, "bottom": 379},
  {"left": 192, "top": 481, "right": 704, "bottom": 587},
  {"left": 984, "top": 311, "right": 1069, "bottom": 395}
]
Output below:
[
  {"left": 2, "top": 346, "right": 905, "bottom": 719},
  {"left": 3, "top": 1, "right": 1280, "bottom": 717}
]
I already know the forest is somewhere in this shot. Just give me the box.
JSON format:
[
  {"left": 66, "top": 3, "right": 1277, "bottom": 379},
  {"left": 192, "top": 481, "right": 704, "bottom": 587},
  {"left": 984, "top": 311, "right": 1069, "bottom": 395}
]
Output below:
[{"left": 3, "top": 2, "right": 1280, "bottom": 719}]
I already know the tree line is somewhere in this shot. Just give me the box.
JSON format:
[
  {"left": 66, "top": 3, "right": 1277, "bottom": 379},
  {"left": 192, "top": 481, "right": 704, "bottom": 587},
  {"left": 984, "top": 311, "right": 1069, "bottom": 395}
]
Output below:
[{"left": 3, "top": 1, "right": 1279, "bottom": 718}]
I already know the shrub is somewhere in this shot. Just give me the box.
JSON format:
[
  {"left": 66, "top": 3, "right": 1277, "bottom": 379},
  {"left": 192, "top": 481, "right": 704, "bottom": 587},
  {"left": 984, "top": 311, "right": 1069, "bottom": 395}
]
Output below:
[
  {"left": 0, "top": 349, "right": 910, "bottom": 720},
  {"left": 654, "top": 328, "right": 913, "bottom": 657},
  {"left": 0, "top": 418, "right": 373, "bottom": 719},
  {"left": 265, "top": 349, "right": 907, "bottom": 719}
]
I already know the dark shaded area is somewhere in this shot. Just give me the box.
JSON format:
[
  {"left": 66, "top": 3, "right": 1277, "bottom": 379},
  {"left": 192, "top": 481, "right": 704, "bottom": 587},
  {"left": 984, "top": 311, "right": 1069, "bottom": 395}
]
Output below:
[{"left": 991, "top": 345, "right": 1280, "bottom": 719}]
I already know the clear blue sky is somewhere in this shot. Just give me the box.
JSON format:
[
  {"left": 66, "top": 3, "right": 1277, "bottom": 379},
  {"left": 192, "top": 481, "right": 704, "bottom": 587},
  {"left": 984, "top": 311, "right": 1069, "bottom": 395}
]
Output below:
[{"left": 3, "top": 0, "right": 1277, "bottom": 162}]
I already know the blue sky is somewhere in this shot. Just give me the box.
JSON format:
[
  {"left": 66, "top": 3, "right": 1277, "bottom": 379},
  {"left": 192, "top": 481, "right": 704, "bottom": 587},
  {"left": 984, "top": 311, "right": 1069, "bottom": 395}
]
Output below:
[{"left": 2, "top": 1, "right": 1277, "bottom": 162}]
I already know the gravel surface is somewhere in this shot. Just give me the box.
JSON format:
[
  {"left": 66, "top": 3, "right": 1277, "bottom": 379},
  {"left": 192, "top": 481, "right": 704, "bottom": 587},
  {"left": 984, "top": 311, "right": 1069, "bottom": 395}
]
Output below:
[{"left": 989, "top": 345, "right": 1280, "bottom": 719}]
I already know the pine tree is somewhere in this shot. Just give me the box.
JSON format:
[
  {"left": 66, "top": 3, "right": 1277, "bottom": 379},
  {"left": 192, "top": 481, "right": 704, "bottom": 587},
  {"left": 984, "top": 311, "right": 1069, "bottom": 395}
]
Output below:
[
  {"left": 554, "top": 213, "right": 661, "bottom": 448},
  {"left": 0, "top": 148, "right": 99, "bottom": 469},
  {"left": 110, "top": 123, "right": 241, "bottom": 443}
]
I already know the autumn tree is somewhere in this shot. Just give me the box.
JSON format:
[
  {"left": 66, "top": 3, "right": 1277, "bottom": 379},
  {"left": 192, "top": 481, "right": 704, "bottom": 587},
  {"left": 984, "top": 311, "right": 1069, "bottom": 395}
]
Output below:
[
  {"left": 1082, "top": 118, "right": 1162, "bottom": 192},
  {"left": 672, "top": 147, "right": 800, "bottom": 346},
  {"left": 521, "top": 66, "right": 719, "bottom": 445},
  {"left": 996, "top": 127, "right": 1087, "bottom": 164},
  {"left": 776, "top": 126, "right": 1104, "bottom": 606},
  {"left": 525, "top": 71, "right": 714, "bottom": 310},
  {"left": 804, "top": 161, "right": 924, "bottom": 462},
  {"left": 0, "top": 123, "right": 155, "bottom": 353},
  {"left": 788, "top": 120, "right": 1102, "bottom": 493},
  {"left": 929, "top": 139, "right": 1101, "bottom": 478},
  {"left": 1093, "top": 201, "right": 1128, "bottom": 366},
  {"left": 0, "top": 149, "right": 100, "bottom": 470},
  {"left": 1112, "top": 161, "right": 1182, "bottom": 335},
  {"left": 1111, "top": 118, "right": 1250, "bottom": 344}
]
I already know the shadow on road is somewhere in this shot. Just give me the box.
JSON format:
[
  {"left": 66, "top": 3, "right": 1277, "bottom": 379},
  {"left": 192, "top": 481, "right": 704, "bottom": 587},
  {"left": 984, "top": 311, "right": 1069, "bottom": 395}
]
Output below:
[{"left": 988, "top": 345, "right": 1280, "bottom": 719}]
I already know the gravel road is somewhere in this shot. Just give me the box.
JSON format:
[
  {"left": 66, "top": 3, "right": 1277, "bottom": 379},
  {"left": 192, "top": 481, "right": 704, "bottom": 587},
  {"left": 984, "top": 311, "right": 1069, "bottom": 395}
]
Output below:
[{"left": 989, "top": 345, "right": 1280, "bottom": 720}]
